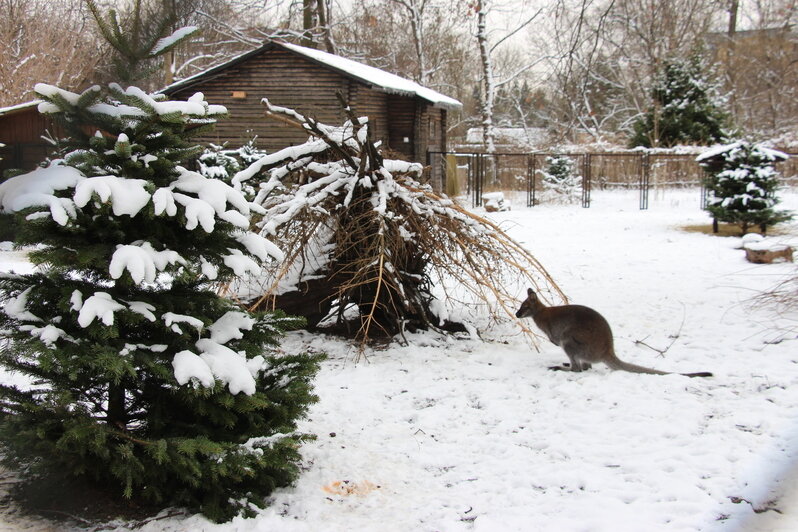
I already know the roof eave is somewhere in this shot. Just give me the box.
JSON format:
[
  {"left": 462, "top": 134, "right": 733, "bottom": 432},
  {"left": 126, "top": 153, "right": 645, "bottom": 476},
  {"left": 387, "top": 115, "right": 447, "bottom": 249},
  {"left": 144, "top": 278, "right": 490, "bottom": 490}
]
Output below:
[{"left": 0, "top": 100, "right": 40, "bottom": 117}]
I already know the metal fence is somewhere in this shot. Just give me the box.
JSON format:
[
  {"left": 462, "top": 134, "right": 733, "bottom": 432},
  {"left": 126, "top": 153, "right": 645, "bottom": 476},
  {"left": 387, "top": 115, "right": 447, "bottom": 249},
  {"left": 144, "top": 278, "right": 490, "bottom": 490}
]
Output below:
[{"left": 427, "top": 150, "right": 798, "bottom": 210}]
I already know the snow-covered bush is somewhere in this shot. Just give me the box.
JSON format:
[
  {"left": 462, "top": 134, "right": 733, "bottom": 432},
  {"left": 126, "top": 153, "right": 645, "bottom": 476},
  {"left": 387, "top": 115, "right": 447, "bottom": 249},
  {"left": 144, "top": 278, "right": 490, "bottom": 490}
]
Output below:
[
  {"left": 698, "top": 141, "right": 793, "bottom": 234},
  {"left": 0, "top": 83, "right": 321, "bottom": 522},
  {"left": 538, "top": 155, "right": 582, "bottom": 203},
  {"left": 230, "top": 99, "right": 563, "bottom": 343},
  {"left": 234, "top": 134, "right": 268, "bottom": 166},
  {"left": 198, "top": 142, "right": 241, "bottom": 181},
  {"left": 198, "top": 137, "right": 267, "bottom": 200}
]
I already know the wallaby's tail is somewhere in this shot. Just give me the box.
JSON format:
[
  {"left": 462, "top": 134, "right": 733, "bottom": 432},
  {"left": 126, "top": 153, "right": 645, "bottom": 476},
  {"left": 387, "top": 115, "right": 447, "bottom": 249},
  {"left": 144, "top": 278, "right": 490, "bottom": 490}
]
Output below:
[
  {"left": 605, "top": 353, "right": 712, "bottom": 377},
  {"left": 680, "top": 371, "right": 713, "bottom": 378},
  {"left": 605, "top": 355, "right": 669, "bottom": 375}
]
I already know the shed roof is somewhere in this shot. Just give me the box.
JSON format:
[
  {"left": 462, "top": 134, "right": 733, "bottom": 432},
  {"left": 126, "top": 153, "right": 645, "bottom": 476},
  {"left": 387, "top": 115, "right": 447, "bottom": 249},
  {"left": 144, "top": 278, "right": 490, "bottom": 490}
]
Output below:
[
  {"left": 161, "top": 40, "right": 463, "bottom": 111},
  {"left": 0, "top": 100, "right": 39, "bottom": 117}
]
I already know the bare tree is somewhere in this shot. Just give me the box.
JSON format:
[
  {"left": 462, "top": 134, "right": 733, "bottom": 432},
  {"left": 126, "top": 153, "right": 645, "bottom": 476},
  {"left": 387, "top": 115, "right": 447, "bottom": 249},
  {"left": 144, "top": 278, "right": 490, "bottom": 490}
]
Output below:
[
  {"left": 472, "top": 0, "right": 544, "bottom": 152},
  {"left": 0, "top": 0, "right": 100, "bottom": 106},
  {"left": 335, "top": 0, "right": 472, "bottom": 90},
  {"left": 386, "top": 0, "right": 432, "bottom": 84},
  {"left": 539, "top": 0, "right": 722, "bottom": 144},
  {"left": 710, "top": 0, "right": 798, "bottom": 138}
]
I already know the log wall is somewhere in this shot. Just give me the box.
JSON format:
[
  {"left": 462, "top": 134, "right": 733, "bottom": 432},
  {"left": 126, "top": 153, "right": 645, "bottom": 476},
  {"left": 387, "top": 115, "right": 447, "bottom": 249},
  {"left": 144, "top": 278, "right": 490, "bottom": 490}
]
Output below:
[
  {"left": 0, "top": 107, "right": 61, "bottom": 175},
  {"left": 167, "top": 47, "right": 439, "bottom": 164}
]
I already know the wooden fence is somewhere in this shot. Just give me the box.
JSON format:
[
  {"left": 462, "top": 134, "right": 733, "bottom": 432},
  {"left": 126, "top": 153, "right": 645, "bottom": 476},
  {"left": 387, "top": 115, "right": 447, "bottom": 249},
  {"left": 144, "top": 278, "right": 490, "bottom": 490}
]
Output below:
[{"left": 428, "top": 151, "right": 798, "bottom": 209}]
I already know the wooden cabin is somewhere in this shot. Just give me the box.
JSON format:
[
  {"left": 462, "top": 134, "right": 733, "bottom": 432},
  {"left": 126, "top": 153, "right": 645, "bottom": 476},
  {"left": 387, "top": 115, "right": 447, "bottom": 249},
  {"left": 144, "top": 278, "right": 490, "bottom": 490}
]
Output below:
[
  {"left": 160, "top": 40, "right": 462, "bottom": 186},
  {"left": 0, "top": 41, "right": 462, "bottom": 187},
  {"left": 0, "top": 102, "right": 59, "bottom": 176}
]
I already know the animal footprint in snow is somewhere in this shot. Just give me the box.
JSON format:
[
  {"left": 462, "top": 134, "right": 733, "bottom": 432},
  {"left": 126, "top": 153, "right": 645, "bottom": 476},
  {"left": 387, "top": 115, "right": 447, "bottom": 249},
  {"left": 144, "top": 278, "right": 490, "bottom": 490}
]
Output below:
[{"left": 323, "top": 480, "right": 379, "bottom": 496}]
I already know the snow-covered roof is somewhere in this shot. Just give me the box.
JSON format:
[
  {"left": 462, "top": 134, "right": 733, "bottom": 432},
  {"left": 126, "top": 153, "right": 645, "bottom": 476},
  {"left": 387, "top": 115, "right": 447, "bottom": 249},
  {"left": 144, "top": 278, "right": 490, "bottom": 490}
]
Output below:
[
  {"left": 161, "top": 40, "right": 463, "bottom": 111},
  {"left": 0, "top": 100, "right": 39, "bottom": 117},
  {"left": 464, "top": 127, "right": 548, "bottom": 147}
]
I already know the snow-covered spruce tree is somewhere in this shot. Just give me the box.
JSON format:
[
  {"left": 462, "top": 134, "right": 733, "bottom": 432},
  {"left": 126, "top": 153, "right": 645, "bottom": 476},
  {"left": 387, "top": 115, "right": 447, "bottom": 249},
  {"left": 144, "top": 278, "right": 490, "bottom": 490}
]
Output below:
[
  {"left": 198, "top": 143, "right": 241, "bottom": 181},
  {"left": 235, "top": 135, "right": 269, "bottom": 167},
  {"left": 630, "top": 56, "right": 728, "bottom": 148},
  {"left": 0, "top": 84, "right": 321, "bottom": 522},
  {"left": 230, "top": 99, "right": 562, "bottom": 343},
  {"left": 538, "top": 155, "right": 581, "bottom": 204},
  {"left": 698, "top": 141, "right": 792, "bottom": 235},
  {"left": 198, "top": 138, "right": 267, "bottom": 200},
  {"left": 86, "top": 0, "right": 199, "bottom": 87}
]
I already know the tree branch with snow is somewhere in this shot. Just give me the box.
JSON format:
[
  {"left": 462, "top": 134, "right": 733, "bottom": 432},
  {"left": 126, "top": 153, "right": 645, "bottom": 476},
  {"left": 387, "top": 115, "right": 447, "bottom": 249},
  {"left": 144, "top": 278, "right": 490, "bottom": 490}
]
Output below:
[{"left": 230, "top": 98, "right": 564, "bottom": 346}]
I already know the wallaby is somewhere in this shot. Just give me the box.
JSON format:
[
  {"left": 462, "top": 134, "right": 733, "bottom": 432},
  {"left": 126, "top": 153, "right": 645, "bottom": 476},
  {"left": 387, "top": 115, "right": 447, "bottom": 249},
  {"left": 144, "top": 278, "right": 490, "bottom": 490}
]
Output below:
[{"left": 515, "top": 288, "right": 712, "bottom": 378}]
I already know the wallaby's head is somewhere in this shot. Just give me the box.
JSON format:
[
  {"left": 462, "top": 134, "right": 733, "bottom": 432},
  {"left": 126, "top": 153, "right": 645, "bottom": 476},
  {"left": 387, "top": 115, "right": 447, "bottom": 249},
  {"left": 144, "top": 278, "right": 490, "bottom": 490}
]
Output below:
[{"left": 515, "top": 288, "right": 542, "bottom": 319}]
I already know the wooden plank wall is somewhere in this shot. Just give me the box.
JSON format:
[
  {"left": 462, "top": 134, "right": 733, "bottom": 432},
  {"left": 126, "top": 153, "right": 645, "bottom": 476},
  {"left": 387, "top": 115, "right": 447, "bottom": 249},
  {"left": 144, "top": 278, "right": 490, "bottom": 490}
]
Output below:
[
  {"left": 170, "top": 49, "right": 350, "bottom": 150},
  {"left": 348, "top": 84, "right": 389, "bottom": 148},
  {"left": 170, "top": 48, "right": 401, "bottom": 154},
  {"left": 386, "top": 94, "right": 416, "bottom": 160},
  {"left": 165, "top": 46, "right": 452, "bottom": 186},
  {"left": 0, "top": 108, "right": 61, "bottom": 174}
]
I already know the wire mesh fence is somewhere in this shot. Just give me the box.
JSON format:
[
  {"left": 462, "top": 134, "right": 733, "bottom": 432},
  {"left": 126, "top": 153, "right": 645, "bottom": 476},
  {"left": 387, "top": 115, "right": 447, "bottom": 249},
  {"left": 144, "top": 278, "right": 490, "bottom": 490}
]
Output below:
[{"left": 427, "top": 150, "right": 798, "bottom": 210}]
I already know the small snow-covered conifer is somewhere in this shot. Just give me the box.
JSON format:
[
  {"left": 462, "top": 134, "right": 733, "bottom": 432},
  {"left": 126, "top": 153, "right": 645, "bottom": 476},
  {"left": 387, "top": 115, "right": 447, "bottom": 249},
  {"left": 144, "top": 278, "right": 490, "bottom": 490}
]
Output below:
[
  {"left": 538, "top": 155, "right": 581, "bottom": 203},
  {"left": 698, "top": 141, "right": 792, "bottom": 234},
  {"left": 0, "top": 84, "right": 321, "bottom": 521},
  {"left": 198, "top": 143, "right": 241, "bottom": 181}
]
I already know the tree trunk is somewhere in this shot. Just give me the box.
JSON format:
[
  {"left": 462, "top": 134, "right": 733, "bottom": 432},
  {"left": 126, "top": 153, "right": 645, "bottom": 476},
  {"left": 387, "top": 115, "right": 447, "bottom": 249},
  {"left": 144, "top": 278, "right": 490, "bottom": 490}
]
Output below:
[
  {"left": 726, "top": 0, "right": 739, "bottom": 121},
  {"left": 107, "top": 382, "right": 126, "bottom": 427},
  {"left": 302, "top": 0, "right": 316, "bottom": 48},
  {"left": 408, "top": 3, "right": 428, "bottom": 85},
  {"left": 476, "top": 0, "right": 496, "bottom": 153},
  {"left": 317, "top": 0, "right": 336, "bottom": 53}
]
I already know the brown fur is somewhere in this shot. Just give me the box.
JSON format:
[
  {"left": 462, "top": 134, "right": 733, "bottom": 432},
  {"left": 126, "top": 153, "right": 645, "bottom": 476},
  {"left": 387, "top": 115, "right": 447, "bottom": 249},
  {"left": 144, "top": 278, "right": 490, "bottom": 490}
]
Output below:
[{"left": 516, "top": 288, "right": 712, "bottom": 378}]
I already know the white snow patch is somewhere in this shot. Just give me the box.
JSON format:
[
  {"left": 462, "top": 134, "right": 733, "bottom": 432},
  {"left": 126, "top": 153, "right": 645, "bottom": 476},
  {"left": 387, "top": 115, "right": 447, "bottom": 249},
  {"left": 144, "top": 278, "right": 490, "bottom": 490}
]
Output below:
[
  {"left": 172, "top": 350, "right": 215, "bottom": 388},
  {"left": 280, "top": 42, "right": 462, "bottom": 110},
  {"left": 208, "top": 311, "right": 256, "bottom": 344},
  {"left": 223, "top": 249, "right": 261, "bottom": 276},
  {"left": 109, "top": 242, "right": 185, "bottom": 284},
  {"left": 0, "top": 164, "right": 83, "bottom": 225},
  {"left": 127, "top": 300, "right": 157, "bottom": 322},
  {"left": 235, "top": 232, "right": 284, "bottom": 262},
  {"left": 73, "top": 176, "right": 150, "bottom": 217},
  {"left": 163, "top": 312, "right": 204, "bottom": 335},
  {"left": 4, "top": 189, "right": 798, "bottom": 531},
  {"left": 77, "top": 292, "right": 124, "bottom": 327},
  {"left": 2, "top": 287, "right": 41, "bottom": 322},
  {"left": 195, "top": 338, "right": 256, "bottom": 395},
  {"left": 151, "top": 26, "right": 199, "bottom": 55}
]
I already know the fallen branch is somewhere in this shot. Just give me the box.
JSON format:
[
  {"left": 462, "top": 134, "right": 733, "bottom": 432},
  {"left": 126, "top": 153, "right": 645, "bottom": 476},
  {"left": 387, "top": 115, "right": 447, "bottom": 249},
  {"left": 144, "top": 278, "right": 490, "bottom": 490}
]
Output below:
[
  {"left": 231, "top": 99, "right": 563, "bottom": 344},
  {"left": 634, "top": 304, "right": 685, "bottom": 357}
]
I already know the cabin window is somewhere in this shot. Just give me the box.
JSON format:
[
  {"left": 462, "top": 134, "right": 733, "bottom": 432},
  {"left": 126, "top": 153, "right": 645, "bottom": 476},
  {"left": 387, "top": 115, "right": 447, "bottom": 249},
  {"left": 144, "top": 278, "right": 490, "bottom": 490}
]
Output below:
[{"left": 231, "top": 91, "right": 247, "bottom": 99}]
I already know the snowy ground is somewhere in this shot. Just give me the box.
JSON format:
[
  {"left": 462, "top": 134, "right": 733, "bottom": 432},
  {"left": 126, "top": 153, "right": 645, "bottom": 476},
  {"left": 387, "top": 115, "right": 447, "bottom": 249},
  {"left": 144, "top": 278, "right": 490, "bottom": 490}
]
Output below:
[{"left": 3, "top": 188, "right": 798, "bottom": 531}]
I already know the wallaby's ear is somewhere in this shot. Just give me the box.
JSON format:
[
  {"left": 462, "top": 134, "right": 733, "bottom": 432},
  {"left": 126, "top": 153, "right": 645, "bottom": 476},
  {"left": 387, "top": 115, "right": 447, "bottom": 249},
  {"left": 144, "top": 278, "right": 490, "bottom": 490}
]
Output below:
[{"left": 527, "top": 288, "right": 534, "bottom": 296}]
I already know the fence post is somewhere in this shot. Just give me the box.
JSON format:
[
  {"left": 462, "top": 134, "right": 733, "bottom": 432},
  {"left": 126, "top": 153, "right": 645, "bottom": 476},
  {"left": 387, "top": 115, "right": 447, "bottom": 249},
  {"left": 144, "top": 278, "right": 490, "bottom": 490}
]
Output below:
[
  {"left": 582, "top": 153, "right": 592, "bottom": 208},
  {"left": 527, "top": 155, "right": 535, "bottom": 207},
  {"left": 470, "top": 154, "right": 485, "bottom": 208},
  {"left": 640, "top": 152, "right": 650, "bottom": 210}
]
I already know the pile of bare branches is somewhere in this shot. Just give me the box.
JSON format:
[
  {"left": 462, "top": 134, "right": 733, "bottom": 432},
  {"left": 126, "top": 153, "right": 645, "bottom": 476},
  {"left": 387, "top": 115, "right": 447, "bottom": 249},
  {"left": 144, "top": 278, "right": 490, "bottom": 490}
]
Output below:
[
  {"left": 750, "top": 273, "right": 798, "bottom": 342},
  {"left": 232, "top": 97, "right": 563, "bottom": 344}
]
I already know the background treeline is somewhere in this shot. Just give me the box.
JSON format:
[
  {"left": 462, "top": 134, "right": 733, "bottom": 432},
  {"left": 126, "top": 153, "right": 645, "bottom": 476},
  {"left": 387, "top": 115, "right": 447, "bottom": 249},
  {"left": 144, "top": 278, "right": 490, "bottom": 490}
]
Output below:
[{"left": 2, "top": 0, "right": 797, "bottom": 148}]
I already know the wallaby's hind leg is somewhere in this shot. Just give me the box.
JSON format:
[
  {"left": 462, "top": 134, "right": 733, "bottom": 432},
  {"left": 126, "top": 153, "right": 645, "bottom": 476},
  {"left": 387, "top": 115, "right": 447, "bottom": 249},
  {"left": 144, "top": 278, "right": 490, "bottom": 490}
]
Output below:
[
  {"left": 547, "top": 340, "right": 590, "bottom": 372},
  {"left": 562, "top": 339, "right": 592, "bottom": 372}
]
